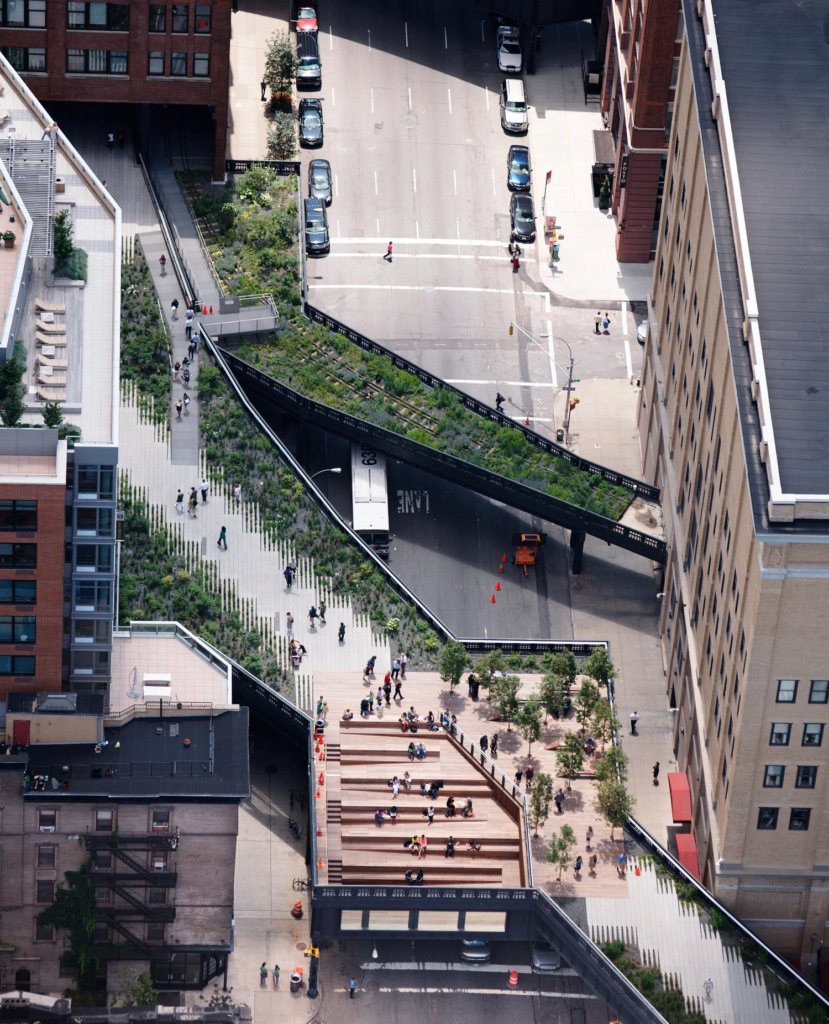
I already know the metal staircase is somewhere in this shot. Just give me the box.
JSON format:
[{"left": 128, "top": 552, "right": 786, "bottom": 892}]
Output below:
[{"left": 0, "top": 137, "right": 56, "bottom": 256}]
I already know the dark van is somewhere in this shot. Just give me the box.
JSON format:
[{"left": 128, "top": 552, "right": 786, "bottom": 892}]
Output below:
[{"left": 297, "top": 31, "right": 322, "bottom": 88}]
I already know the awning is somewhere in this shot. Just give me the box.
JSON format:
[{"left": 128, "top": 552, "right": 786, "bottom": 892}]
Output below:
[
  {"left": 668, "top": 771, "right": 692, "bottom": 823},
  {"left": 593, "top": 129, "right": 615, "bottom": 167},
  {"left": 675, "top": 833, "right": 700, "bottom": 879}
]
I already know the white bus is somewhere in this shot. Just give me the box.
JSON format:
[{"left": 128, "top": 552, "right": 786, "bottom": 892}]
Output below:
[{"left": 351, "top": 442, "right": 390, "bottom": 558}]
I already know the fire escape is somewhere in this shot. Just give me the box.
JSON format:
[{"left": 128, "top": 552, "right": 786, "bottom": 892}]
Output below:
[{"left": 84, "top": 833, "right": 178, "bottom": 959}]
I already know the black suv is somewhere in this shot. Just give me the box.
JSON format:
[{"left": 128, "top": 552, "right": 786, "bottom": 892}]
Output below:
[{"left": 304, "top": 197, "right": 330, "bottom": 255}]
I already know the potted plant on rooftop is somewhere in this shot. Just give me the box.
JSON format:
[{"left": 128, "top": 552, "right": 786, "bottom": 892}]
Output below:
[
  {"left": 599, "top": 175, "right": 611, "bottom": 212},
  {"left": 2, "top": 231, "right": 15, "bottom": 248}
]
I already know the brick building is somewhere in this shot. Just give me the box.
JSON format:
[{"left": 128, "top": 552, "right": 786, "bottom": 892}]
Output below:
[
  {"left": 600, "top": 0, "right": 682, "bottom": 262},
  {"left": 0, "top": 1, "right": 231, "bottom": 181},
  {"left": 0, "top": 692, "right": 249, "bottom": 995},
  {"left": 638, "top": 0, "right": 829, "bottom": 960}
]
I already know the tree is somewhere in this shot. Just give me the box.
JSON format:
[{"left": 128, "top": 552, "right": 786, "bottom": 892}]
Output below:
[
  {"left": 112, "top": 969, "right": 158, "bottom": 1007},
  {"left": 491, "top": 674, "right": 520, "bottom": 729},
  {"left": 574, "top": 679, "right": 600, "bottom": 734},
  {"left": 37, "top": 858, "right": 100, "bottom": 997},
  {"left": 41, "top": 401, "right": 64, "bottom": 429},
  {"left": 53, "top": 209, "right": 74, "bottom": 262},
  {"left": 542, "top": 648, "right": 577, "bottom": 686},
  {"left": 514, "top": 695, "right": 542, "bottom": 756},
  {"left": 591, "top": 698, "right": 619, "bottom": 751},
  {"left": 582, "top": 648, "right": 617, "bottom": 689},
  {"left": 539, "top": 671, "right": 568, "bottom": 722},
  {"left": 528, "top": 772, "right": 554, "bottom": 836},
  {"left": 438, "top": 639, "right": 469, "bottom": 690},
  {"left": 0, "top": 347, "right": 26, "bottom": 427},
  {"left": 267, "top": 111, "right": 298, "bottom": 159},
  {"left": 555, "top": 732, "right": 585, "bottom": 789},
  {"left": 477, "top": 648, "right": 507, "bottom": 699},
  {"left": 595, "top": 779, "right": 635, "bottom": 839},
  {"left": 196, "top": 364, "right": 223, "bottom": 396},
  {"left": 263, "top": 31, "right": 298, "bottom": 96},
  {"left": 545, "top": 824, "right": 577, "bottom": 880},
  {"left": 595, "top": 745, "right": 629, "bottom": 784}
]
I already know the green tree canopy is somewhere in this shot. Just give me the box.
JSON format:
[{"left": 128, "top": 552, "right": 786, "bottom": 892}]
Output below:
[
  {"left": 37, "top": 858, "right": 100, "bottom": 997},
  {"left": 0, "top": 345, "right": 26, "bottom": 427},
  {"left": 528, "top": 772, "right": 554, "bottom": 836},
  {"left": 41, "top": 400, "right": 64, "bottom": 429},
  {"left": 491, "top": 674, "right": 521, "bottom": 730},
  {"left": 574, "top": 679, "right": 600, "bottom": 733},
  {"left": 595, "top": 745, "right": 629, "bottom": 784},
  {"left": 595, "top": 779, "right": 635, "bottom": 839},
  {"left": 438, "top": 639, "right": 470, "bottom": 689},
  {"left": 267, "top": 111, "right": 298, "bottom": 160},
  {"left": 590, "top": 698, "right": 619, "bottom": 751},
  {"left": 476, "top": 649, "right": 507, "bottom": 698},
  {"left": 545, "top": 824, "right": 577, "bottom": 880},
  {"left": 113, "top": 969, "right": 159, "bottom": 1007},
  {"left": 555, "top": 732, "right": 585, "bottom": 789},
  {"left": 582, "top": 647, "right": 617, "bottom": 688},
  {"left": 263, "top": 31, "right": 299, "bottom": 95},
  {"left": 539, "top": 671, "right": 568, "bottom": 721},
  {"left": 541, "top": 648, "right": 577, "bottom": 686},
  {"left": 514, "top": 694, "right": 543, "bottom": 756}
]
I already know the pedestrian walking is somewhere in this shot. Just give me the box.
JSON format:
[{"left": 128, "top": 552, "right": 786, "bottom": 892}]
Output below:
[
  {"left": 185, "top": 322, "right": 193, "bottom": 341},
  {"left": 490, "top": 735, "right": 498, "bottom": 758},
  {"left": 617, "top": 852, "right": 627, "bottom": 875},
  {"left": 400, "top": 651, "right": 408, "bottom": 677},
  {"left": 171, "top": 298, "right": 179, "bottom": 320},
  {"left": 393, "top": 679, "right": 403, "bottom": 699},
  {"left": 525, "top": 765, "right": 535, "bottom": 789},
  {"left": 319, "top": 599, "right": 326, "bottom": 623},
  {"left": 272, "top": 964, "right": 279, "bottom": 989},
  {"left": 188, "top": 340, "right": 197, "bottom": 359},
  {"left": 107, "top": 131, "right": 115, "bottom": 150},
  {"left": 217, "top": 526, "right": 227, "bottom": 550},
  {"left": 703, "top": 978, "right": 713, "bottom": 1000},
  {"left": 185, "top": 305, "right": 195, "bottom": 324},
  {"left": 41, "top": 121, "right": 58, "bottom": 142},
  {"left": 586, "top": 825, "right": 594, "bottom": 849},
  {"left": 426, "top": 805, "right": 435, "bottom": 826},
  {"left": 554, "top": 787, "right": 564, "bottom": 813},
  {"left": 285, "top": 612, "right": 294, "bottom": 637},
  {"left": 284, "top": 566, "right": 293, "bottom": 588},
  {"left": 511, "top": 251, "right": 520, "bottom": 273},
  {"left": 187, "top": 493, "right": 198, "bottom": 518},
  {"left": 629, "top": 710, "right": 639, "bottom": 735},
  {"left": 159, "top": 253, "right": 167, "bottom": 275},
  {"left": 652, "top": 761, "right": 660, "bottom": 785},
  {"left": 602, "top": 311, "right": 611, "bottom": 334},
  {"left": 480, "top": 734, "right": 488, "bottom": 752},
  {"left": 175, "top": 489, "right": 184, "bottom": 514},
  {"left": 367, "top": 690, "right": 374, "bottom": 713},
  {"left": 316, "top": 695, "right": 324, "bottom": 717},
  {"left": 391, "top": 658, "right": 401, "bottom": 680},
  {"left": 383, "top": 241, "right": 393, "bottom": 262},
  {"left": 183, "top": 393, "right": 191, "bottom": 414},
  {"left": 574, "top": 855, "right": 583, "bottom": 876},
  {"left": 593, "top": 311, "right": 602, "bottom": 334},
  {"left": 182, "top": 368, "right": 191, "bottom": 389},
  {"left": 418, "top": 833, "right": 427, "bottom": 858},
  {"left": 175, "top": 398, "right": 183, "bottom": 421},
  {"left": 495, "top": 391, "right": 505, "bottom": 413},
  {"left": 259, "top": 963, "right": 268, "bottom": 989},
  {"left": 384, "top": 678, "right": 392, "bottom": 703},
  {"left": 174, "top": 361, "right": 181, "bottom": 382},
  {"left": 309, "top": 605, "right": 319, "bottom": 627},
  {"left": 234, "top": 482, "right": 242, "bottom": 504},
  {"left": 588, "top": 853, "right": 598, "bottom": 874},
  {"left": 349, "top": 978, "right": 356, "bottom": 999},
  {"left": 338, "top": 621, "right": 346, "bottom": 642},
  {"left": 261, "top": 79, "right": 267, "bottom": 101},
  {"left": 514, "top": 769, "right": 523, "bottom": 787},
  {"left": 200, "top": 477, "right": 209, "bottom": 503}
]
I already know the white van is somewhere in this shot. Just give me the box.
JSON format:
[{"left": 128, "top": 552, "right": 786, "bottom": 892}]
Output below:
[{"left": 500, "top": 79, "right": 528, "bottom": 133}]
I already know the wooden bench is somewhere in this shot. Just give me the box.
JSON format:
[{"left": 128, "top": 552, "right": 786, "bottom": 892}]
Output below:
[
  {"left": 35, "top": 299, "right": 66, "bottom": 314},
  {"left": 35, "top": 319, "right": 66, "bottom": 333},
  {"left": 341, "top": 719, "right": 450, "bottom": 732},
  {"left": 36, "top": 332, "right": 67, "bottom": 347},
  {"left": 340, "top": 862, "right": 503, "bottom": 884}
]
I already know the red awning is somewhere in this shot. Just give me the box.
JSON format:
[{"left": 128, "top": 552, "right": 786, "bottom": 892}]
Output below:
[
  {"left": 675, "top": 833, "right": 700, "bottom": 879},
  {"left": 668, "top": 772, "right": 692, "bottom": 823}
]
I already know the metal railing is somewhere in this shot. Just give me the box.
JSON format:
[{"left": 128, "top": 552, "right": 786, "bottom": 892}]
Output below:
[
  {"left": 105, "top": 700, "right": 214, "bottom": 722},
  {"left": 201, "top": 316, "right": 278, "bottom": 337},
  {"left": 223, "top": 349, "right": 667, "bottom": 562},
  {"left": 304, "top": 303, "right": 661, "bottom": 503},
  {"left": 123, "top": 620, "right": 233, "bottom": 681},
  {"left": 138, "top": 153, "right": 195, "bottom": 307},
  {"left": 175, "top": 174, "right": 228, "bottom": 299}
]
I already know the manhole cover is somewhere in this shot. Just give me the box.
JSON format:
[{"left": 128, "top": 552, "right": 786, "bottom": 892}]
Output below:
[
  {"left": 265, "top": 763, "right": 278, "bottom": 774},
  {"left": 366, "top": 980, "right": 378, "bottom": 991},
  {"left": 401, "top": 113, "right": 419, "bottom": 128},
  {"left": 295, "top": 942, "right": 308, "bottom": 951}
]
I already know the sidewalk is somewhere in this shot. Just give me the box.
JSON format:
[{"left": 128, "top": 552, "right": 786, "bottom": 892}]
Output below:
[{"left": 527, "top": 21, "right": 653, "bottom": 304}]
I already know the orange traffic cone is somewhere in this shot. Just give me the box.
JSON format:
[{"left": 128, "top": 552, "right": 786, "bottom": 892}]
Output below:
[
  {"left": 498, "top": 563, "right": 503, "bottom": 573},
  {"left": 209, "top": 305, "right": 213, "bottom": 314},
  {"left": 525, "top": 415, "right": 530, "bottom": 425},
  {"left": 496, "top": 581, "right": 501, "bottom": 591},
  {"left": 317, "top": 858, "right": 324, "bottom": 868},
  {"left": 318, "top": 772, "right": 325, "bottom": 786},
  {"left": 491, "top": 594, "right": 496, "bottom": 603},
  {"left": 501, "top": 552, "right": 507, "bottom": 563},
  {"left": 317, "top": 826, "right": 323, "bottom": 837},
  {"left": 202, "top": 304, "right": 207, "bottom": 314},
  {"left": 635, "top": 865, "right": 641, "bottom": 876},
  {"left": 315, "top": 790, "right": 320, "bottom": 798}
]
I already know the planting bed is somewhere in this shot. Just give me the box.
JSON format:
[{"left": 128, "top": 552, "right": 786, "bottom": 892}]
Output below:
[{"left": 120, "top": 239, "right": 172, "bottom": 422}]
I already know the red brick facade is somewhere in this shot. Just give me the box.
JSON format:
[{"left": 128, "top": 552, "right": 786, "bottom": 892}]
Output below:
[
  {"left": 0, "top": 0, "right": 231, "bottom": 180},
  {"left": 0, "top": 483, "right": 65, "bottom": 700}
]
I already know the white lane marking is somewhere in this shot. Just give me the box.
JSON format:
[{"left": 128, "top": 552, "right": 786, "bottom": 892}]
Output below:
[
  {"left": 325, "top": 253, "right": 537, "bottom": 262},
  {"left": 621, "top": 299, "right": 629, "bottom": 335},
  {"left": 367, "top": 28, "right": 371, "bottom": 51},
  {"left": 481, "top": 19, "right": 485, "bottom": 41},
  {"left": 329, "top": 25, "right": 333, "bottom": 49},
  {"left": 453, "top": 169, "right": 457, "bottom": 195},
  {"left": 415, "top": 221, "right": 420, "bottom": 239},
  {"left": 545, "top": 291, "right": 550, "bottom": 314},
  {"left": 546, "top": 319, "right": 557, "bottom": 388},
  {"left": 311, "top": 285, "right": 519, "bottom": 294},
  {"left": 331, "top": 86, "right": 336, "bottom": 106},
  {"left": 376, "top": 218, "right": 380, "bottom": 236},
  {"left": 405, "top": 21, "right": 409, "bottom": 47},
  {"left": 485, "top": 85, "right": 490, "bottom": 111},
  {"left": 334, "top": 174, "right": 339, "bottom": 198},
  {"left": 408, "top": 86, "right": 412, "bottom": 110},
  {"left": 374, "top": 170, "right": 378, "bottom": 195},
  {"left": 447, "top": 380, "right": 556, "bottom": 387},
  {"left": 491, "top": 167, "right": 496, "bottom": 196},
  {"left": 444, "top": 26, "right": 448, "bottom": 48},
  {"left": 361, "top": 962, "right": 580, "bottom": 975},
  {"left": 370, "top": 88, "right": 374, "bottom": 114},
  {"left": 336, "top": 237, "right": 508, "bottom": 247},
  {"left": 336, "top": 219, "right": 340, "bottom": 239},
  {"left": 624, "top": 336, "right": 633, "bottom": 378},
  {"left": 456, "top": 218, "right": 461, "bottom": 239},
  {"left": 447, "top": 88, "right": 452, "bottom": 114},
  {"left": 412, "top": 167, "right": 417, "bottom": 193}
]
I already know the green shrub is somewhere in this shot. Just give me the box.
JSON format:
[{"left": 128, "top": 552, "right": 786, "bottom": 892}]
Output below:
[
  {"left": 602, "top": 939, "right": 626, "bottom": 962},
  {"left": 707, "top": 908, "right": 727, "bottom": 930}
]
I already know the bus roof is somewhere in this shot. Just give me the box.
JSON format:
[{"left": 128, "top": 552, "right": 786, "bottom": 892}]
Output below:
[{"left": 351, "top": 444, "right": 390, "bottom": 533}]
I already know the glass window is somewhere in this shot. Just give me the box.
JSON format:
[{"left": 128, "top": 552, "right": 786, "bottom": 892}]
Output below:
[
  {"left": 36, "top": 881, "right": 54, "bottom": 903},
  {"left": 763, "top": 765, "right": 784, "bottom": 788},
  {"left": 94, "top": 886, "right": 110, "bottom": 902},
  {"left": 757, "top": 807, "right": 778, "bottom": 830},
  {"left": 72, "top": 650, "right": 110, "bottom": 675},
  {"left": 87, "top": 48, "right": 107, "bottom": 71},
  {"left": 149, "top": 50, "right": 164, "bottom": 74},
  {"left": 195, "top": 4, "right": 210, "bottom": 31},
  {"left": 94, "top": 850, "right": 112, "bottom": 869},
  {"left": 92, "top": 921, "right": 109, "bottom": 942},
  {"left": 88, "top": 2, "right": 107, "bottom": 26},
  {"left": 0, "top": 655, "right": 36, "bottom": 674},
  {"left": 0, "top": 580, "right": 36, "bottom": 603},
  {"left": 809, "top": 680, "right": 829, "bottom": 704},
  {"left": 67, "top": 48, "right": 85, "bottom": 71},
  {"left": 76, "top": 508, "right": 98, "bottom": 536},
  {"left": 14, "top": 617, "right": 35, "bottom": 642},
  {"left": 803, "top": 723, "right": 824, "bottom": 747},
  {"left": 38, "top": 810, "right": 56, "bottom": 830},
  {"left": 109, "top": 49, "right": 127, "bottom": 73},
  {"left": 95, "top": 809, "right": 114, "bottom": 831},
  {"left": 777, "top": 679, "right": 798, "bottom": 703},
  {"left": 0, "top": 543, "right": 37, "bottom": 567},
  {"left": 149, "top": 887, "right": 167, "bottom": 904},
  {"left": 193, "top": 51, "right": 209, "bottom": 76},
  {"left": 26, "top": 45, "right": 45, "bottom": 69},
  {"left": 36, "top": 920, "right": 53, "bottom": 941},
  {"left": 0, "top": 500, "right": 37, "bottom": 531},
  {"left": 37, "top": 845, "right": 56, "bottom": 867},
  {"left": 74, "top": 619, "right": 110, "bottom": 645},
  {"left": 796, "top": 766, "right": 817, "bottom": 789},
  {"left": 67, "top": 1, "right": 85, "bottom": 27},
  {"left": 77, "top": 466, "right": 99, "bottom": 495},
  {"left": 790, "top": 808, "right": 811, "bottom": 831},
  {"left": 109, "top": 3, "right": 128, "bottom": 29},
  {"left": 152, "top": 852, "right": 167, "bottom": 872},
  {"left": 74, "top": 580, "right": 111, "bottom": 612},
  {"left": 2, "top": 45, "right": 45, "bottom": 71},
  {"left": 172, "top": 4, "right": 188, "bottom": 31},
  {"left": 152, "top": 810, "right": 170, "bottom": 831},
  {"left": 149, "top": 4, "right": 165, "bottom": 30},
  {"left": 26, "top": 0, "right": 45, "bottom": 26},
  {"left": 147, "top": 921, "right": 165, "bottom": 941},
  {"left": 769, "top": 723, "right": 791, "bottom": 746},
  {"left": 171, "top": 51, "right": 187, "bottom": 75}
]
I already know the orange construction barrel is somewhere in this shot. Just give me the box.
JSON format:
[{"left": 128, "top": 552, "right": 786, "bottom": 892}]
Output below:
[{"left": 508, "top": 970, "right": 519, "bottom": 988}]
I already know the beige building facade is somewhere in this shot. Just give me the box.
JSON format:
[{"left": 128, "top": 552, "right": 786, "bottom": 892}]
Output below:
[{"left": 638, "top": 0, "right": 829, "bottom": 959}]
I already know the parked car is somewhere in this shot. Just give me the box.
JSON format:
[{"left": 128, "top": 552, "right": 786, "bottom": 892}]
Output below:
[
  {"left": 507, "top": 145, "right": 531, "bottom": 191},
  {"left": 308, "top": 158, "right": 332, "bottom": 204},
  {"left": 497, "top": 26, "right": 522, "bottom": 73},
  {"left": 500, "top": 78, "right": 528, "bottom": 133},
  {"left": 637, "top": 320, "right": 648, "bottom": 344},
  {"left": 296, "top": 31, "right": 322, "bottom": 88},
  {"left": 510, "top": 193, "right": 536, "bottom": 242},
  {"left": 295, "top": 4, "right": 318, "bottom": 32},
  {"left": 298, "top": 98, "right": 324, "bottom": 146},
  {"left": 531, "top": 941, "right": 561, "bottom": 973},
  {"left": 304, "top": 197, "right": 330, "bottom": 255},
  {"left": 460, "top": 939, "right": 492, "bottom": 965}
]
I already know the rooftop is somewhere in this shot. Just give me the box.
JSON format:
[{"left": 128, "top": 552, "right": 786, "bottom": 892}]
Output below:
[{"left": 700, "top": 0, "right": 829, "bottom": 508}]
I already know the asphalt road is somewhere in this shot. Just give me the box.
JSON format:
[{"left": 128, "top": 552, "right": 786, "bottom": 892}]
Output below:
[{"left": 300, "top": 0, "right": 644, "bottom": 438}]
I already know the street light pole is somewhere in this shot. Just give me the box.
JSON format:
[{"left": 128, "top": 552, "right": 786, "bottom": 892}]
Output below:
[
  {"left": 310, "top": 467, "right": 342, "bottom": 480},
  {"left": 508, "top": 322, "right": 576, "bottom": 438},
  {"left": 562, "top": 352, "right": 576, "bottom": 440}
]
